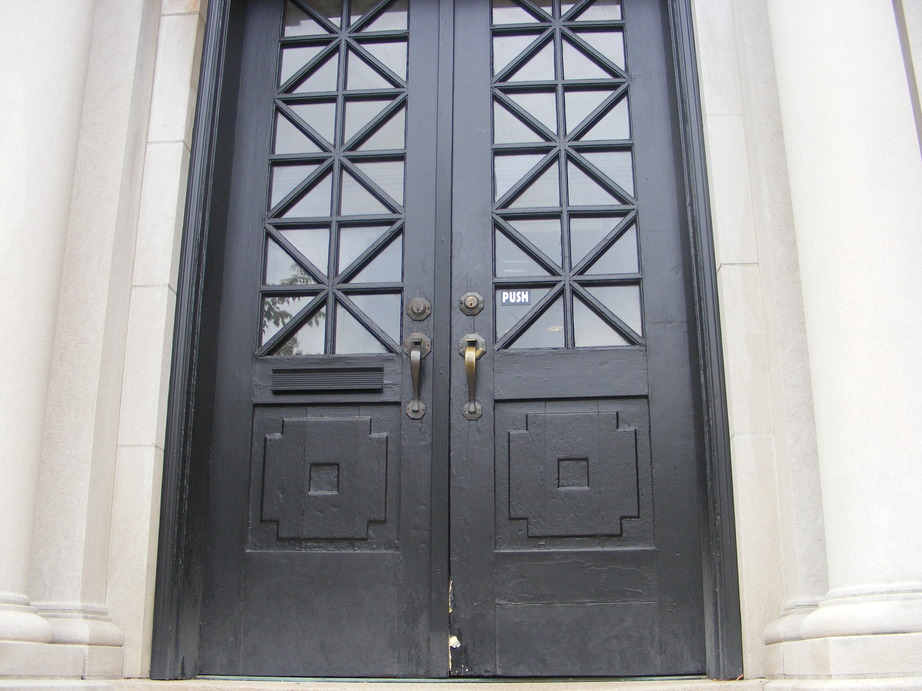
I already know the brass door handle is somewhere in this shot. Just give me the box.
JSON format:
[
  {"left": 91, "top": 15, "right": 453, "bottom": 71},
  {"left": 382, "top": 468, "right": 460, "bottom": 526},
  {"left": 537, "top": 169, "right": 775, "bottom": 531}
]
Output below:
[
  {"left": 458, "top": 334, "right": 485, "bottom": 420},
  {"left": 404, "top": 333, "right": 431, "bottom": 419}
]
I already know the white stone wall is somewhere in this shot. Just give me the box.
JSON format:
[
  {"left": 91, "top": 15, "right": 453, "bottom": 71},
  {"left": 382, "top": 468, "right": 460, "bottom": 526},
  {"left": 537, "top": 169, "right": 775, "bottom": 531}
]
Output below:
[
  {"left": 1, "top": 0, "right": 920, "bottom": 687},
  {"left": 691, "top": 0, "right": 822, "bottom": 678}
]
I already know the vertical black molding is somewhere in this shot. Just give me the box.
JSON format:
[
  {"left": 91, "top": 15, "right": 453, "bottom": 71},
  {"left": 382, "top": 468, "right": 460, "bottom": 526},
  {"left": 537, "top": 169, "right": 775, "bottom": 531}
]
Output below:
[
  {"left": 427, "top": 0, "right": 456, "bottom": 675},
  {"left": 150, "top": 0, "right": 238, "bottom": 679},
  {"left": 668, "top": 0, "right": 743, "bottom": 679}
]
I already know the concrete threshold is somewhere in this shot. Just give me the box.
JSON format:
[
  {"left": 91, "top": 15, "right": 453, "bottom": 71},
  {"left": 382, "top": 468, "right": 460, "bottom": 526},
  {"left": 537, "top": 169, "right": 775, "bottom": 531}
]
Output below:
[{"left": 114, "top": 679, "right": 766, "bottom": 691}]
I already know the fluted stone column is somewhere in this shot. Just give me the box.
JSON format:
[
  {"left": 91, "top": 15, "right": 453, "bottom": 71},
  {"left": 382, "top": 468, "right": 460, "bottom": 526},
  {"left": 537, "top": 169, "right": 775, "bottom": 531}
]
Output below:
[
  {"left": 765, "top": 1, "right": 922, "bottom": 686},
  {"left": 0, "top": 0, "right": 98, "bottom": 676}
]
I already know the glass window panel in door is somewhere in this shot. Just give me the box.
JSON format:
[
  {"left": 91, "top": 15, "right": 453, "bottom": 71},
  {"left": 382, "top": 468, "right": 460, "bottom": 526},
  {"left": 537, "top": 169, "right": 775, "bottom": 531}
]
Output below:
[
  {"left": 290, "top": 102, "right": 337, "bottom": 144},
  {"left": 573, "top": 0, "right": 622, "bottom": 21},
  {"left": 344, "top": 99, "right": 393, "bottom": 143},
  {"left": 362, "top": 0, "right": 408, "bottom": 32},
  {"left": 280, "top": 227, "right": 330, "bottom": 274},
  {"left": 581, "top": 150, "right": 634, "bottom": 195},
  {"left": 561, "top": 40, "right": 610, "bottom": 80},
  {"left": 495, "top": 286, "right": 551, "bottom": 340},
  {"left": 357, "top": 107, "right": 406, "bottom": 150},
  {"left": 346, "top": 49, "right": 392, "bottom": 90},
  {"left": 354, "top": 160, "right": 405, "bottom": 205},
  {"left": 279, "top": 45, "right": 325, "bottom": 85},
  {"left": 293, "top": 54, "right": 340, "bottom": 93},
  {"left": 270, "top": 164, "right": 319, "bottom": 208},
  {"left": 493, "top": 34, "right": 540, "bottom": 76},
  {"left": 338, "top": 226, "right": 388, "bottom": 271},
  {"left": 569, "top": 215, "right": 624, "bottom": 267},
  {"left": 573, "top": 30, "right": 625, "bottom": 70},
  {"left": 335, "top": 304, "right": 388, "bottom": 353},
  {"left": 492, "top": 0, "right": 538, "bottom": 25},
  {"left": 509, "top": 296, "right": 566, "bottom": 348},
  {"left": 265, "top": 238, "right": 314, "bottom": 285},
  {"left": 507, "top": 41, "right": 556, "bottom": 82},
  {"left": 276, "top": 306, "right": 327, "bottom": 355},
  {"left": 309, "top": 0, "right": 340, "bottom": 26},
  {"left": 580, "top": 97, "right": 630, "bottom": 140},
  {"left": 506, "top": 217, "right": 562, "bottom": 264},
  {"left": 283, "top": 172, "right": 332, "bottom": 217},
  {"left": 284, "top": 1, "right": 327, "bottom": 36},
  {"left": 338, "top": 226, "right": 390, "bottom": 272},
  {"left": 349, "top": 236, "right": 403, "bottom": 283},
  {"left": 274, "top": 112, "right": 322, "bottom": 154},
  {"left": 340, "top": 170, "right": 390, "bottom": 215},
  {"left": 504, "top": 91, "right": 557, "bottom": 133},
  {"left": 531, "top": 0, "right": 553, "bottom": 19},
  {"left": 360, "top": 41, "right": 408, "bottom": 81},
  {"left": 349, "top": 0, "right": 378, "bottom": 26},
  {"left": 567, "top": 162, "right": 623, "bottom": 205},
  {"left": 494, "top": 101, "right": 543, "bottom": 144},
  {"left": 586, "top": 284, "right": 642, "bottom": 334},
  {"left": 573, "top": 296, "right": 629, "bottom": 346},
  {"left": 564, "top": 89, "right": 612, "bottom": 134},
  {"left": 495, "top": 230, "right": 550, "bottom": 277},
  {"left": 508, "top": 160, "right": 560, "bottom": 208},
  {"left": 261, "top": 295, "right": 312, "bottom": 345},
  {"left": 494, "top": 154, "right": 543, "bottom": 200},
  {"left": 348, "top": 293, "right": 402, "bottom": 344},
  {"left": 583, "top": 224, "right": 637, "bottom": 274}
]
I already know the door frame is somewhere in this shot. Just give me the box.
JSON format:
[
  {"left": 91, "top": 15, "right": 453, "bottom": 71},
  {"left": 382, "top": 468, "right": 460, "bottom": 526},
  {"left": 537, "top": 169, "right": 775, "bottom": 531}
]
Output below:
[{"left": 150, "top": 0, "right": 741, "bottom": 679}]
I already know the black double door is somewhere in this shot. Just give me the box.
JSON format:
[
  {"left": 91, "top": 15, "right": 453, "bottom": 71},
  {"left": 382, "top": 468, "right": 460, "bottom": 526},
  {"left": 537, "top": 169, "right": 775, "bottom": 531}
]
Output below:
[{"left": 199, "top": 0, "right": 707, "bottom": 678}]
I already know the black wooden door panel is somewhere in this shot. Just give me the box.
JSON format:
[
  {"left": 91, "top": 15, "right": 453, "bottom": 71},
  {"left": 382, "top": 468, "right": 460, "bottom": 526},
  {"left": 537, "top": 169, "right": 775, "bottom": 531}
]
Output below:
[
  {"left": 196, "top": 0, "right": 709, "bottom": 678},
  {"left": 199, "top": 0, "right": 444, "bottom": 676},
  {"left": 447, "top": 0, "right": 706, "bottom": 676}
]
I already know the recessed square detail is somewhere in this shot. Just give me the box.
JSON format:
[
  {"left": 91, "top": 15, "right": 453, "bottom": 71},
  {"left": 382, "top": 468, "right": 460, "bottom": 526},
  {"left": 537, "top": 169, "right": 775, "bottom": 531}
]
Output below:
[
  {"left": 558, "top": 458, "right": 589, "bottom": 489},
  {"left": 261, "top": 416, "right": 387, "bottom": 540},
  {"left": 509, "top": 412, "right": 639, "bottom": 537},
  {"left": 309, "top": 463, "right": 339, "bottom": 494}
]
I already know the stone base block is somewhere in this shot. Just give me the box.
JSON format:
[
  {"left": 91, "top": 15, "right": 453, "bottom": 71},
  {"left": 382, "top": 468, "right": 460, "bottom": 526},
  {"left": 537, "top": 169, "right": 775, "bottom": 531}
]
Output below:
[
  {"left": 767, "top": 632, "right": 922, "bottom": 678},
  {"left": 83, "top": 645, "right": 125, "bottom": 679},
  {"left": 767, "top": 681, "right": 922, "bottom": 691},
  {"left": 0, "top": 640, "right": 123, "bottom": 679},
  {"left": 0, "top": 640, "right": 85, "bottom": 677}
]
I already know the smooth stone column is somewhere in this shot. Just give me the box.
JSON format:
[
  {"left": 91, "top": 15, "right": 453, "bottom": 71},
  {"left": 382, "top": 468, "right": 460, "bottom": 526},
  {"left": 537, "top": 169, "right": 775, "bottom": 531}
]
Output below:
[
  {"left": 765, "top": 0, "right": 922, "bottom": 683},
  {"left": 0, "top": 0, "right": 97, "bottom": 656}
]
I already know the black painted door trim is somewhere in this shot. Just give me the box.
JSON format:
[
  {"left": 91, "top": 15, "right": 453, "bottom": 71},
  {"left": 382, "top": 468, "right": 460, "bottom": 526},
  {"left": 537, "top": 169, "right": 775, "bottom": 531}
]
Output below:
[
  {"left": 666, "top": 1, "right": 742, "bottom": 678},
  {"left": 151, "top": 0, "right": 742, "bottom": 679}
]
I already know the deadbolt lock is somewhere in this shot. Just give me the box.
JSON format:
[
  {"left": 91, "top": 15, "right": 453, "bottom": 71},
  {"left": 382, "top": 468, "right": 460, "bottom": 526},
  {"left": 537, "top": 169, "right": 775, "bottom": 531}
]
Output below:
[
  {"left": 406, "top": 297, "right": 431, "bottom": 321},
  {"left": 459, "top": 291, "right": 484, "bottom": 316}
]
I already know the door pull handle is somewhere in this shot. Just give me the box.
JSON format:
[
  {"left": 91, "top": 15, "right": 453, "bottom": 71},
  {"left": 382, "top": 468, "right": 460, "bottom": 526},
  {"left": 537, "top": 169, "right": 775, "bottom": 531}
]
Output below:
[
  {"left": 404, "top": 333, "right": 431, "bottom": 419},
  {"left": 458, "top": 334, "right": 486, "bottom": 420}
]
